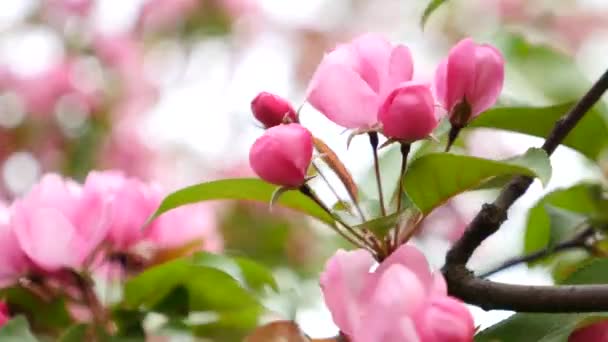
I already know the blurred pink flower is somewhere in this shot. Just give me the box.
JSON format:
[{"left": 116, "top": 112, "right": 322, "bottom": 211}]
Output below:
[
  {"left": 418, "top": 202, "right": 468, "bottom": 243},
  {"left": 434, "top": 38, "right": 504, "bottom": 125},
  {"left": 138, "top": 0, "right": 201, "bottom": 32},
  {"left": 83, "top": 171, "right": 162, "bottom": 250},
  {"left": 44, "top": 0, "right": 93, "bottom": 16},
  {"left": 0, "top": 202, "right": 30, "bottom": 287},
  {"left": 378, "top": 82, "right": 438, "bottom": 142},
  {"left": 569, "top": 320, "right": 608, "bottom": 342},
  {"left": 249, "top": 123, "right": 313, "bottom": 188},
  {"left": 7, "top": 60, "right": 98, "bottom": 118},
  {"left": 307, "top": 33, "right": 413, "bottom": 129},
  {"left": 219, "top": 0, "right": 259, "bottom": 18},
  {"left": 320, "top": 245, "right": 474, "bottom": 341},
  {"left": 147, "top": 203, "right": 223, "bottom": 253},
  {"left": 0, "top": 301, "right": 9, "bottom": 327},
  {"left": 10, "top": 174, "right": 111, "bottom": 272}
]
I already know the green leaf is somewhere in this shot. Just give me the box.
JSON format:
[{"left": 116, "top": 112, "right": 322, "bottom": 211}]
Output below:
[
  {"left": 123, "top": 257, "right": 261, "bottom": 314},
  {"left": 475, "top": 313, "right": 607, "bottom": 342},
  {"left": 352, "top": 209, "right": 421, "bottom": 240},
  {"left": 192, "top": 252, "right": 278, "bottom": 292},
  {"left": 0, "top": 287, "right": 72, "bottom": 330},
  {"left": 403, "top": 148, "right": 551, "bottom": 214},
  {"left": 562, "top": 258, "right": 608, "bottom": 285},
  {"left": 150, "top": 178, "right": 333, "bottom": 226},
  {"left": 524, "top": 183, "right": 604, "bottom": 255},
  {"left": 421, "top": 0, "right": 447, "bottom": 28},
  {"left": 470, "top": 103, "right": 608, "bottom": 161},
  {"left": 58, "top": 324, "right": 87, "bottom": 342},
  {"left": 0, "top": 316, "right": 39, "bottom": 342}
]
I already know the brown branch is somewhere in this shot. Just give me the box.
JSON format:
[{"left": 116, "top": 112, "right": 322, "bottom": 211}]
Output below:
[
  {"left": 442, "top": 68, "right": 608, "bottom": 312},
  {"left": 478, "top": 226, "right": 595, "bottom": 278}
]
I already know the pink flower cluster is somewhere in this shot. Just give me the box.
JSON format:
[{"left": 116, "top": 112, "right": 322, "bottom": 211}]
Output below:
[
  {"left": 248, "top": 34, "right": 504, "bottom": 188},
  {"left": 321, "top": 245, "right": 474, "bottom": 341},
  {"left": 0, "top": 171, "right": 221, "bottom": 287}
]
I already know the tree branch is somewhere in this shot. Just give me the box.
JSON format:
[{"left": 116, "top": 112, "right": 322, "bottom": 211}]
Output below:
[
  {"left": 478, "top": 226, "right": 595, "bottom": 278},
  {"left": 442, "top": 68, "right": 608, "bottom": 312}
]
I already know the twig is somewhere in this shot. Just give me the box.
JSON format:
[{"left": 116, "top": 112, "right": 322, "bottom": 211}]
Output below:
[
  {"left": 393, "top": 143, "right": 411, "bottom": 249},
  {"left": 478, "top": 226, "right": 595, "bottom": 278},
  {"left": 368, "top": 132, "right": 387, "bottom": 216},
  {"left": 442, "top": 68, "right": 608, "bottom": 312}
]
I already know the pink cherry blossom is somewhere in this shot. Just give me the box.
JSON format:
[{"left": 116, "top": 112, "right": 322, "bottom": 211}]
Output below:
[
  {"left": 569, "top": 320, "right": 608, "bottom": 342},
  {"left": 251, "top": 92, "right": 298, "bottom": 128},
  {"left": 0, "top": 301, "right": 9, "bottom": 327},
  {"left": 10, "top": 174, "right": 111, "bottom": 272},
  {"left": 434, "top": 38, "right": 504, "bottom": 124},
  {"left": 83, "top": 171, "right": 162, "bottom": 250},
  {"left": 249, "top": 123, "right": 313, "bottom": 187},
  {"left": 0, "top": 202, "right": 30, "bottom": 287},
  {"left": 137, "top": 0, "right": 200, "bottom": 32},
  {"left": 306, "top": 33, "right": 413, "bottom": 129},
  {"left": 378, "top": 82, "right": 438, "bottom": 142},
  {"left": 146, "top": 203, "right": 222, "bottom": 253},
  {"left": 320, "top": 244, "right": 474, "bottom": 342}
]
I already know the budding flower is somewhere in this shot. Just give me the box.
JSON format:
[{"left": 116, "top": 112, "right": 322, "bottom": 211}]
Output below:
[
  {"left": 249, "top": 123, "right": 313, "bottom": 188},
  {"left": 378, "top": 82, "right": 438, "bottom": 142},
  {"left": 434, "top": 38, "right": 504, "bottom": 150},
  {"left": 251, "top": 92, "right": 298, "bottom": 128}
]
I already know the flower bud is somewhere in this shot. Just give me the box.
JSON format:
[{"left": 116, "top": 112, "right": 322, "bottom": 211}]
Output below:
[
  {"left": 251, "top": 92, "right": 298, "bottom": 128},
  {"left": 378, "top": 82, "right": 438, "bottom": 142},
  {"left": 434, "top": 38, "right": 504, "bottom": 126},
  {"left": 249, "top": 124, "right": 313, "bottom": 187}
]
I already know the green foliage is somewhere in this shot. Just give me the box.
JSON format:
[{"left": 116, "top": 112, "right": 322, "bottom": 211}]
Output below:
[
  {"left": 0, "top": 287, "right": 72, "bottom": 332},
  {"left": 475, "top": 313, "right": 607, "bottom": 342},
  {"left": 0, "top": 316, "right": 39, "bottom": 342},
  {"left": 151, "top": 178, "right": 334, "bottom": 226},
  {"left": 121, "top": 253, "right": 276, "bottom": 339},
  {"left": 524, "top": 183, "right": 606, "bottom": 255},
  {"left": 57, "top": 324, "right": 88, "bottom": 342},
  {"left": 562, "top": 258, "right": 608, "bottom": 285},
  {"left": 470, "top": 103, "right": 608, "bottom": 161},
  {"left": 421, "top": 0, "right": 447, "bottom": 27},
  {"left": 403, "top": 148, "right": 551, "bottom": 214}
]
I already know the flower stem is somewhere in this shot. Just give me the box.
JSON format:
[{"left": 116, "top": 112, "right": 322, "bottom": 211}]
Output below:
[
  {"left": 299, "top": 184, "right": 377, "bottom": 252},
  {"left": 368, "top": 132, "right": 386, "bottom": 216},
  {"left": 393, "top": 143, "right": 411, "bottom": 249}
]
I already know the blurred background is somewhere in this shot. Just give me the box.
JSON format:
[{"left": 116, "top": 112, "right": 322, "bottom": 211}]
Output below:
[{"left": 1, "top": 0, "right": 608, "bottom": 339}]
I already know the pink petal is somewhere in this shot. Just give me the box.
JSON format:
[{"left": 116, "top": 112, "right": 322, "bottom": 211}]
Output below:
[
  {"left": 307, "top": 63, "right": 380, "bottom": 129},
  {"left": 445, "top": 38, "right": 476, "bottom": 112},
  {"left": 372, "top": 244, "right": 433, "bottom": 292},
  {"left": 351, "top": 33, "right": 393, "bottom": 93},
  {"left": 434, "top": 60, "right": 448, "bottom": 111},
  {"left": 416, "top": 296, "right": 475, "bottom": 342},
  {"left": 14, "top": 206, "right": 77, "bottom": 271},
  {"left": 357, "top": 264, "right": 426, "bottom": 342},
  {"left": 569, "top": 320, "right": 608, "bottom": 342},
  {"left": 320, "top": 249, "right": 375, "bottom": 335},
  {"left": 468, "top": 44, "right": 505, "bottom": 117},
  {"left": 72, "top": 188, "right": 111, "bottom": 264},
  {"left": 383, "top": 45, "right": 414, "bottom": 98}
]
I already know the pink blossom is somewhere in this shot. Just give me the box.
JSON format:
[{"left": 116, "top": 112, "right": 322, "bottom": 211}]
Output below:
[
  {"left": 251, "top": 92, "right": 298, "bottom": 128},
  {"left": 10, "top": 174, "right": 110, "bottom": 272},
  {"left": 8, "top": 61, "right": 97, "bottom": 117},
  {"left": 249, "top": 123, "right": 313, "bottom": 188},
  {"left": 44, "top": 0, "right": 93, "bottom": 16},
  {"left": 0, "top": 202, "right": 29, "bottom": 287},
  {"left": 306, "top": 34, "right": 413, "bottom": 129},
  {"left": 147, "top": 203, "right": 222, "bottom": 253},
  {"left": 378, "top": 82, "right": 438, "bottom": 142},
  {"left": 138, "top": 0, "right": 200, "bottom": 32},
  {"left": 569, "top": 320, "right": 608, "bottom": 342},
  {"left": 320, "top": 245, "right": 474, "bottom": 341},
  {"left": 434, "top": 38, "right": 504, "bottom": 125},
  {"left": 83, "top": 171, "right": 162, "bottom": 250},
  {"left": 0, "top": 301, "right": 9, "bottom": 327}
]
